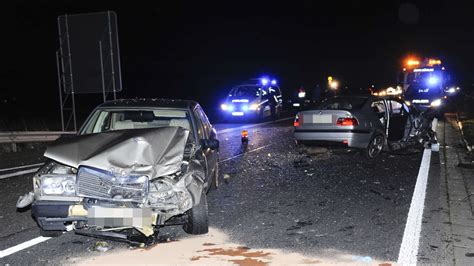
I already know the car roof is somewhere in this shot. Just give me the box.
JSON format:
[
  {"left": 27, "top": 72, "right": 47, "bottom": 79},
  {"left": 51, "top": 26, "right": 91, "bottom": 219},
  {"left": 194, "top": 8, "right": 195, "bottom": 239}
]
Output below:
[{"left": 97, "top": 98, "right": 199, "bottom": 109}]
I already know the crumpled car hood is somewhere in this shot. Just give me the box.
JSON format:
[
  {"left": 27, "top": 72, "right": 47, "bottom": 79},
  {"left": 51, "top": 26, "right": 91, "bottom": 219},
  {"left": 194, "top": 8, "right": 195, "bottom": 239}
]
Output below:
[{"left": 44, "top": 127, "right": 190, "bottom": 178}]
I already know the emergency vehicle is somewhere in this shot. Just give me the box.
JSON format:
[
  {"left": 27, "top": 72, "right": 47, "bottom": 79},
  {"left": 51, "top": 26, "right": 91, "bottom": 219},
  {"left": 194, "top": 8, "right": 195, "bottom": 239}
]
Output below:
[
  {"left": 220, "top": 78, "right": 283, "bottom": 121},
  {"left": 399, "top": 57, "right": 456, "bottom": 110}
]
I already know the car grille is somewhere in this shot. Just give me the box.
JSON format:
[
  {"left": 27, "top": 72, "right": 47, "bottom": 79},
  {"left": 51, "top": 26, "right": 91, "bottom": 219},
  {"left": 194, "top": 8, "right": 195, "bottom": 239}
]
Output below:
[{"left": 77, "top": 166, "right": 148, "bottom": 203}]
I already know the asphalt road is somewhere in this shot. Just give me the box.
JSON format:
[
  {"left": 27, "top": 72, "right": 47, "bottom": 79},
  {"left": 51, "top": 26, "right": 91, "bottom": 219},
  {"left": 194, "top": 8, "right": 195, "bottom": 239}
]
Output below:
[{"left": 0, "top": 118, "right": 424, "bottom": 264}]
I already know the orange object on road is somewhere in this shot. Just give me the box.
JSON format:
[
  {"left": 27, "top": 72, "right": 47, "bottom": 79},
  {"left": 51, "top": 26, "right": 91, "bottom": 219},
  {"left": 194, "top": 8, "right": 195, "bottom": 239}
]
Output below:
[{"left": 241, "top": 130, "right": 249, "bottom": 143}]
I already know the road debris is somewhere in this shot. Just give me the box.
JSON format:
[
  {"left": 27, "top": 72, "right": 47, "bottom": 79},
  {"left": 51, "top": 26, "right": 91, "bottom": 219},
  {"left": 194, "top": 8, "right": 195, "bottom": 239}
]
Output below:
[
  {"left": 223, "top": 174, "right": 231, "bottom": 183},
  {"left": 293, "top": 159, "right": 310, "bottom": 168},
  {"left": 16, "top": 192, "right": 34, "bottom": 209},
  {"left": 88, "top": 241, "right": 112, "bottom": 252}
]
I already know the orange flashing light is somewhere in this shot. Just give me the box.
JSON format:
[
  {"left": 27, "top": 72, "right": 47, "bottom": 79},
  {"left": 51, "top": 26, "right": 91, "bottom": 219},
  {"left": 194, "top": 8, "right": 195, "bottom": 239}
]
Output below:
[
  {"left": 406, "top": 59, "right": 420, "bottom": 66},
  {"left": 427, "top": 59, "right": 442, "bottom": 66}
]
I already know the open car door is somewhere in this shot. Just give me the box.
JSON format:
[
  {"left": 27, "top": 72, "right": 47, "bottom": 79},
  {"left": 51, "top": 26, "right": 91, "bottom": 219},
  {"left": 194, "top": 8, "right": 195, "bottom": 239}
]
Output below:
[{"left": 387, "top": 99, "right": 411, "bottom": 141}]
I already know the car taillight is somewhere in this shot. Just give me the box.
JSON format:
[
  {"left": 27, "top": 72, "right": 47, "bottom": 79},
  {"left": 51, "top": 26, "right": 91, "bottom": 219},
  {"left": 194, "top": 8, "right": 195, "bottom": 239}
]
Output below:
[
  {"left": 294, "top": 114, "right": 300, "bottom": 127},
  {"left": 336, "top": 117, "right": 358, "bottom": 126}
]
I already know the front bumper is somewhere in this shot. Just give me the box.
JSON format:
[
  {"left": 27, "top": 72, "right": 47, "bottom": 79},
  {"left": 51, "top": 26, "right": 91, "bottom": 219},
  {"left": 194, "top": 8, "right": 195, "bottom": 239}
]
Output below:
[
  {"left": 32, "top": 201, "right": 86, "bottom": 231},
  {"left": 222, "top": 110, "right": 260, "bottom": 119},
  {"left": 32, "top": 201, "right": 158, "bottom": 236},
  {"left": 294, "top": 129, "right": 371, "bottom": 149}
]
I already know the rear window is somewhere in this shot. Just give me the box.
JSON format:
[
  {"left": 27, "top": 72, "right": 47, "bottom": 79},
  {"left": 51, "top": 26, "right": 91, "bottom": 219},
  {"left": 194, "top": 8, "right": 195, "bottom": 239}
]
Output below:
[{"left": 316, "top": 97, "right": 367, "bottom": 110}]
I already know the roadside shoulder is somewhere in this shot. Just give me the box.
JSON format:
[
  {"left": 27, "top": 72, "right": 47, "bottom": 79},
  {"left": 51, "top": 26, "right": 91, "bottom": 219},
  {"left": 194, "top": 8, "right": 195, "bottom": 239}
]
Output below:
[{"left": 434, "top": 119, "right": 474, "bottom": 264}]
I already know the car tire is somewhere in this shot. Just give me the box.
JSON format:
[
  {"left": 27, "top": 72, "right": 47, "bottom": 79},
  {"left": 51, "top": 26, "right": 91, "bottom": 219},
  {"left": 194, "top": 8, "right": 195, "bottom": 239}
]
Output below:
[
  {"left": 40, "top": 228, "right": 63, "bottom": 237},
  {"left": 365, "top": 133, "right": 384, "bottom": 159},
  {"left": 209, "top": 164, "right": 220, "bottom": 191},
  {"left": 183, "top": 192, "right": 209, "bottom": 235}
]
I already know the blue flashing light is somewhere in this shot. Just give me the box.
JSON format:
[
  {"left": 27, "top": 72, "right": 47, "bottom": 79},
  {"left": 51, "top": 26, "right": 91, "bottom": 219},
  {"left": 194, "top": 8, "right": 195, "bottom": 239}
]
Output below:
[
  {"left": 228, "top": 105, "right": 235, "bottom": 111},
  {"left": 242, "top": 105, "right": 249, "bottom": 111},
  {"left": 427, "top": 76, "right": 439, "bottom": 86},
  {"left": 261, "top": 78, "right": 269, "bottom": 86},
  {"left": 271, "top": 79, "right": 277, "bottom": 85}
]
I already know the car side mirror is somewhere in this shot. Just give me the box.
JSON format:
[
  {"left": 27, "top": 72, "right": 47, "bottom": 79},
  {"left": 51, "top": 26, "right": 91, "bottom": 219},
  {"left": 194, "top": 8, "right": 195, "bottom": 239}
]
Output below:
[{"left": 202, "top": 139, "right": 219, "bottom": 150}]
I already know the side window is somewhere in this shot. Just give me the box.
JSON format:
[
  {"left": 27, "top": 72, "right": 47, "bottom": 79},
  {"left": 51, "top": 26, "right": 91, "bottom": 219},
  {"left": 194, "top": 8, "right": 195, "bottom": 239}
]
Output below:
[
  {"left": 194, "top": 107, "right": 210, "bottom": 139},
  {"left": 389, "top": 100, "right": 403, "bottom": 115},
  {"left": 199, "top": 108, "right": 211, "bottom": 134},
  {"left": 370, "top": 100, "right": 385, "bottom": 114},
  {"left": 193, "top": 109, "right": 205, "bottom": 140}
]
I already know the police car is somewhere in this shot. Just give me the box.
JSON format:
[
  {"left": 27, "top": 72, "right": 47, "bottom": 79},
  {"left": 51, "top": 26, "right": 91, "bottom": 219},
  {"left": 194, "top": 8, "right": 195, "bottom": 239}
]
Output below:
[{"left": 220, "top": 78, "right": 283, "bottom": 121}]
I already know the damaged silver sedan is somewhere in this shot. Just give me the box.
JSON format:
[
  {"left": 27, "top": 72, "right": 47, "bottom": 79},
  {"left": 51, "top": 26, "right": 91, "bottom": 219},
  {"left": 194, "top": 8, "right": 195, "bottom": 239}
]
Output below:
[{"left": 17, "top": 99, "right": 220, "bottom": 245}]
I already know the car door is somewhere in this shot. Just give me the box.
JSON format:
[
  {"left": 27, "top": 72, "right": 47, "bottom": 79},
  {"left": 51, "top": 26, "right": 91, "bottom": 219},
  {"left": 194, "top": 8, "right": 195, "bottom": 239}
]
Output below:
[
  {"left": 369, "top": 99, "right": 388, "bottom": 134},
  {"left": 387, "top": 99, "right": 410, "bottom": 141},
  {"left": 193, "top": 106, "right": 218, "bottom": 179}
]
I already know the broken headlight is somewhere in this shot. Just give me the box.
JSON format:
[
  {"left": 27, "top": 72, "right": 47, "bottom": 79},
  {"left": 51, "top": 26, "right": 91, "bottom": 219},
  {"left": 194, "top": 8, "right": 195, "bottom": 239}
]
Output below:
[
  {"left": 40, "top": 175, "right": 76, "bottom": 196},
  {"left": 149, "top": 178, "right": 175, "bottom": 200},
  {"left": 35, "top": 162, "right": 77, "bottom": 197}
]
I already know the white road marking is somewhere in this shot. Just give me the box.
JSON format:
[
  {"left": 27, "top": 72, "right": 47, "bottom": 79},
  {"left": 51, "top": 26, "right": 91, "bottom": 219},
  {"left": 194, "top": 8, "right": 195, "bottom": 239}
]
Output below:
[
  {"left": 0, "top": 168, "right": 39, "bottom": 180},
  {"left": 219, "top": 143, "right": 274, "bottom": 163},
  {"left": 217, "top": 117, "right": 293, "bottom": 134},
  {"left": 0, "top": 236, "right": 51, "bottom": 259},
  {"left": 0, "top": 163, "right": 44, "bottom": 172},
  {"left": 397, "top": 148, "right": 432, "bottom": 265}
]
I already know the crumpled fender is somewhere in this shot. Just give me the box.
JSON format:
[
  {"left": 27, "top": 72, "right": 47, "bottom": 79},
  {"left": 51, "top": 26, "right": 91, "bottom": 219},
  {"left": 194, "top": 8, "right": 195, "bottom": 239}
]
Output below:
[{"left": 181, "top": 159, "right": 206, "bottom": 206}]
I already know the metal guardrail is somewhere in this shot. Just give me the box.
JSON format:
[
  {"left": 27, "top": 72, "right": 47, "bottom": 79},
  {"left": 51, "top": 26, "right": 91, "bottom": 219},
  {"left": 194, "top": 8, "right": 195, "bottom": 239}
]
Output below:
[{"left": 0, "top": 131, "right": 76, "bottom": 152}]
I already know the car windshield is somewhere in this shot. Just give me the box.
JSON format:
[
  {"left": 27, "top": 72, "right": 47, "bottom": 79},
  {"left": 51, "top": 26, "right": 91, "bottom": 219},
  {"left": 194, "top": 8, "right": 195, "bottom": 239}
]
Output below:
[
  {"left": 229, "top": 86, "right": 260, "bottom": 97},
  {"left": 80, "top": 108, "right": 193, "bottom": 135},
  {"left": 316, "top": 97, "right": 368, "bottom": 110}
]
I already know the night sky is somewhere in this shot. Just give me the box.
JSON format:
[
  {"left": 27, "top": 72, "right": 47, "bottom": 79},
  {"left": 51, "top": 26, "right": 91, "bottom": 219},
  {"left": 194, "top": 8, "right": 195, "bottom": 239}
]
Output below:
[{"left": 5, "top": 0, "right": 474, "bottom": 125}]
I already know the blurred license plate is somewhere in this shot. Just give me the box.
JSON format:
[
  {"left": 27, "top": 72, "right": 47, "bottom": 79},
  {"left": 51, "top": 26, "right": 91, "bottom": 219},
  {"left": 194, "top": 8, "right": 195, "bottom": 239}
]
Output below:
[
  {"left": 88, "top": 206, "right": 152, "bottom": 228},
  {"left": 312, "top": 114, "right": 332, "bottom": 123},
  {"left": 232, "top": 112, "right": 244, "bottom": 116}
]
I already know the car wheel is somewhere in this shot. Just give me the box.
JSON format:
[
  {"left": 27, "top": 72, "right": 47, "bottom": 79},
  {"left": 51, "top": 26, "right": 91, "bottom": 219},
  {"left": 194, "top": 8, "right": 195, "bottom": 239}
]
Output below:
[
  {"left": 209, "top": 164, "right": 219, "bottom": 191},
  {"left": 366, "top": 133, "right": 384, "bottom": 159},
  {"left": 183, "top": 192, "right": 209, "bottom": 235},
  {"left": 40, "top": 228, "right": 63, "bottom": 237}
]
